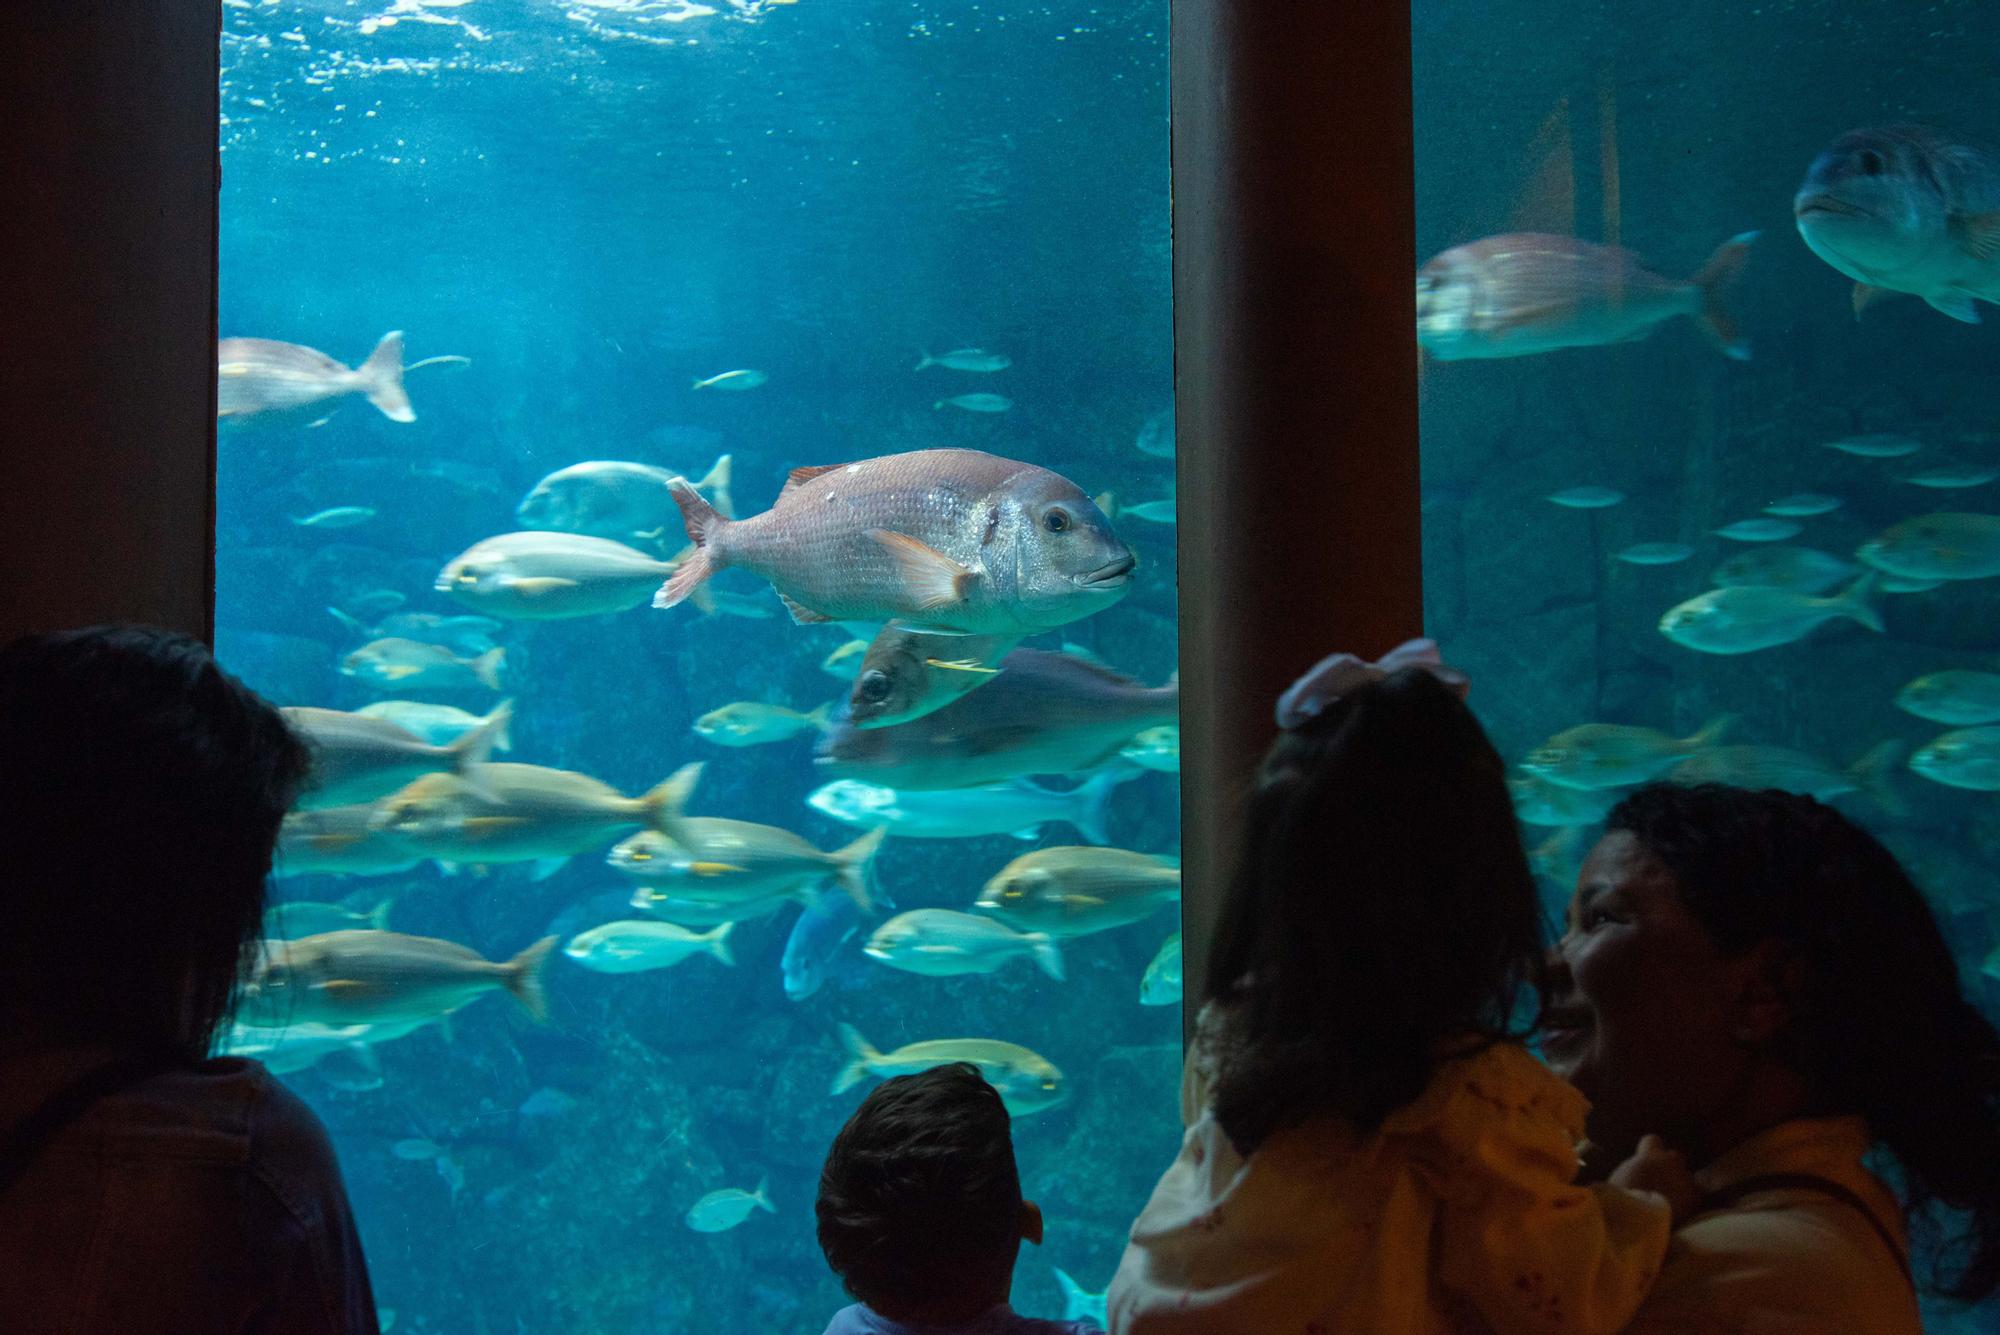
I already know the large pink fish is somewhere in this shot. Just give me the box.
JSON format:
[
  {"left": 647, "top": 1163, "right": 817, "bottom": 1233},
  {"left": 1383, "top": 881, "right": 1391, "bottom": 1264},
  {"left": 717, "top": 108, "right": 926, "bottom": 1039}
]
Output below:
[
  {"left": 217, "top": 332, "right": 414, "bottom": 422},
  {"left": 653, "top": 448, "right": 1135, "bottom": 635},
  {"left": 1416, "top": 232, "right": 1756, "bottom": 360}
]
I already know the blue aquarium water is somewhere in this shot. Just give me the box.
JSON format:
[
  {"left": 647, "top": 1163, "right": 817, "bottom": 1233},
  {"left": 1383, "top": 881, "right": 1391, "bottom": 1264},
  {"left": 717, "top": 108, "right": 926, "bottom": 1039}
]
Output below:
[
  {"left": 215, "top": 3, "right": 1177, "bottom": 1331},
  {"left": 1416, "top": 3, "right": 2000, "bottom": 1328}
]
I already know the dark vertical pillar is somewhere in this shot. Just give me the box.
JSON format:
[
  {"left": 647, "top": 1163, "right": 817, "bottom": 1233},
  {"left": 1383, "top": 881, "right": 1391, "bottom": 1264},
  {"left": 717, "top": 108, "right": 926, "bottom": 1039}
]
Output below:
[
  {"left": 0, "top": 3, "right": 220, "bottom": 643},
  {"left": 1172, "top": 1, "right": 1422, "bottom": 1024}
]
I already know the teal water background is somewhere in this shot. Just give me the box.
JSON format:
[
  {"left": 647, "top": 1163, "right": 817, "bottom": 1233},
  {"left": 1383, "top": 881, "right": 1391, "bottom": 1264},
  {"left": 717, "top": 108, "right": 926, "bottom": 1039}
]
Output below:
[{"left": 216, "top": 2, "right": 1177, "bottom": 1330}]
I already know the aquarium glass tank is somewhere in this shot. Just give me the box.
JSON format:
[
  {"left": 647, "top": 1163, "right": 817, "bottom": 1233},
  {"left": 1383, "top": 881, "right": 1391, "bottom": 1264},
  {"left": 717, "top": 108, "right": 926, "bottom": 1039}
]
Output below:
[
  {"left": 214, "top": 2, "right": 1178, "bottom": 1329},
  {"left": 1416, "top": 2, "right": 2000, "bottom": 1328}
]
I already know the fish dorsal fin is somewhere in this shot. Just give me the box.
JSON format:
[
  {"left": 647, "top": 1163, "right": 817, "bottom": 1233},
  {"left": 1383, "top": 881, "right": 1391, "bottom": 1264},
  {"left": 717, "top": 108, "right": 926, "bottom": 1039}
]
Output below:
[
  {"left": 1952, "top": 210, "right": 2000, "bottom": 263},
  {"left": 779, "top": 464, "right": 845, "bottom": 501},
  {"left": 778, "top": 592, "right": 837, "bottom": 625}
]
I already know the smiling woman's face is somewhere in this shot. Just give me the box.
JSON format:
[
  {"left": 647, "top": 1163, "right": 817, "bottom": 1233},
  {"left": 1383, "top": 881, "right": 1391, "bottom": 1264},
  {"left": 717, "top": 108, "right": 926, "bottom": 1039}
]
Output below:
[{"left": 1544, "top": 830, "right": 1756, "bottom": 1157}]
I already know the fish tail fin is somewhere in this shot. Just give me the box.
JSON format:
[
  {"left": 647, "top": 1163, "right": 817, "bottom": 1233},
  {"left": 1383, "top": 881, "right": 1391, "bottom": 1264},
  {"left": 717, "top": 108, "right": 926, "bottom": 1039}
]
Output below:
[
  {"left": 367, "top": 895, "right": 395, "bottom": 931},
  {"left": 1072, "top": 766, "right": 1130, "bottom": 846},
  {"left": 1686, "top": 714, "right": 1736, "bottom": 752},
  {"left": 1029, "top": 933, "right": 1065, "bottom": 981},
  {"left": 914, "top": 352, "right": 935, "bottom": 370},
  {"left": 832, "top": 1023, "right": 878, "bottom": 1094},
  {"left": 694, "top": 452, "right": 736, "bottom": 520},
  {"left": 653, "top": 483, "right": 727, "bottom": 609},
  {"left": 449, "top": 701, "right": 511, "bottom": 780},
  {"left": 1836, "top": 571, "right": 1884, "bottom": 633},
  {"left": 469, "top": 647, "right": 506, "bottom": 691},
  {"left": 1690, "top": 231, "right": 1757, "bottom": 361},
  {"left": 504, "top": 935, "right": 559, "bottom": 1023},
  {"left": 640, "top": 762, "right": 705, "bottom": 838},
  {"left": 360, "top": 331, "right": 415, "bottom": 422},
  {"left": 482, "top": 699, "right": 515, "bottom": 753},
  {"left": 806, "top": 701, "right": 835, "bottom": 731},
  {"left": 831, "top": 828, "right": 887, "bottom": 912},
  {"left": 754, "top": 1175, "right": 775, "bottom": 1213},
  {"left": 1849, "top": 739, "right": 1908, "bottom": 818},
  {"left": 706, "top": 923, "right": 737, "bottom": 967},
  {"left": 1054, "top": 1268, "right": 1087, "bottom": 1314}
]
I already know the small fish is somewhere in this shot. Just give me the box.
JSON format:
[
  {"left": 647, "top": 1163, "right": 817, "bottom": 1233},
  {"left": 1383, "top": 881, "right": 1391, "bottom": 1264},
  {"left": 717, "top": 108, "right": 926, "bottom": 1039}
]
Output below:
[
  {"left": 220, "top": 1020, "right": 380, "bottom": 1079},
  {"left": 807, "top": 769, "right": 1126, "bottom": 844},
  {"left": 1710, "top": 546, "right": 1858, "bottom": 594},
  {"left": 217, "top": 332, "right": 413, "bottom": 422},
  {"left": 372, "top": 763, "right": 689, "bottom": 874},
  {"left": 831, "top": 1025, "right": 1067, "bottom": 1116},
  {"left": 1904, "top": 462, "right": 2000, "bottom": 489},
  {"left": 691, "top": 369, "right": 767, "bottom": 391},
  {"left": 653, "top": 449, "right": 1133, "bottom": 637},
  {"left": 265, "top": 895, "right": 395, "bottom": 940},
  {"left": 517, "top": 456, "right": 736, "bottom": 537},
  {"left": 1898, "top": 670, "right": 2000, "bottom": 725},
  {"left": 1417, "top": 232, "right": 1757, "bottom": 360},
  {"left": 693, "top": 701, "right": 833, "bottom": 747},
  {"left": 1763, "top": 493, "right": 1844, "bottom": 517},
  {"left": 820, "top": 639, "right": 871, "bottom": 680},
  {"left": 974, "top": 847, "right": 1180, "bottom": 938},
  {"left": 1509, "top": 773, "right": 1622, "bottom": 827},
  {"left": 1670, "top": 741, "right": 1903, "bottom": 811},
  {"left": 292, "top": 506, "right": 378, "bottom": 529},
  {"left": 283, "top": 703, "right": 510, "bottom": 808},
  {"left": 1547, "top": 486, "right": 1625, "bottom": 509},
  {"left": 1135, "top": 407, "right": 1174, "bottom": 458},
  {"left": 1712, "top": 518, "right": 1803, "bottom": 543},
  {"left": 332, "top": 610, "right": 504, "bottom": 657},
  {"left": 613, "top": 763, "right": 884, "bottom": 911},
  {"left": 1821, "top": 433, "right": 1922, "bottom": 458},
  {"left": 1857, "top": 512, "right": 2000, "bottom": 582},
  {"left": 849, "top": 626, "right": 1018, "bottom": 730},
  {"left": 1911, "top": 727, "right": 2000, "bottom": 791},
  {"left": 1615, "top": 542, "right": 1695, "bottom": 566},
  {"left": 563, "top": 920, "right": 735, "bottom": 974},
  {"left": 1119, "top": 725, "right": 1180, "bottom": 772},
  {"left": 356, "top": 700, "right": 515, "bottom": 750},
  {"left": 340, "top": 639, "right": 505, "bottom": 694},
  {"left": 1522, "top": 718, "right": 1733, "bottom": 791},
  {"left": 276, "top": 804, "right": 424, "bottom": 879},
  {"left": 518, "top": 1087, "right": 579, "bottom": 1119},
  {"left": 392, "top": 1138, "right": 443, "bottom": 1161},
  {"left": 781, "top": 888, "right": 865, "bottom": 1001},
  {"left": 342, "top": 589, "right": 408, "bottom": 620},
  {"left": 934, "top": 393, "right": 1013, "bottom": 413},
  {"left": 438, "top": 532, "right": 680, "bottom": 621},
  {"left": 865, "top": 909, "right": 1063, "bottom": 981},
  {"left": 1659, "top": 575, "right": 1880, "bottom": 655},
  {"left": 1139, "top": 933, "right": 1182, "bottom": 1007},
  {"left": 240, "top": 930, "right": 556, "bottom": 1029},
  {"left": 686, "top": 1178, "right": 775, "bottom": 1232},
  {"left": 1794, "top": 125, "right": 2000, "bottom": 324},
  {"left": 915, "top": 348, "right": 1011, "bottom": 372},
  {"left": 818, "top": 648, "right": 1177, "bottom": 791}
]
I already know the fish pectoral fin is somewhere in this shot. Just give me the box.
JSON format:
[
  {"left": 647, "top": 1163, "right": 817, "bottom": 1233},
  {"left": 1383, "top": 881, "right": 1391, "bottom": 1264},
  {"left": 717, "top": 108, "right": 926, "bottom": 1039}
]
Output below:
[
  {"left": 460, "top": 817, "right": 531, "bottom": 834},
  {"left": 1952, "top": 210, "right": 2000, "bottom": 262},
  {"left": 689, "top": 861, "right": 749, "bottom": 877},
  {"left": 500, "top": 576, "right": 582, "bottom": 596},
  {"left": 318, "top": 980, "right": 379, "bottom": 997},
  {"left": 925, "top": 658, "right": 1002, "bottom": 675},
  {"left": 866, "top": 530, "right": 977, "bottom": 611},
  {"left": 914, "top": 944, "right": 961, "bottom": 955},
  {"left": 1926, "top": 289, "right": 1982, "bottom": 324},
  {"left": 380, "top": 664, "right": 423, "bottom": 680},
  {"left": 777, "top": 592, "right": 837, "bottom": 625},
  {"left": 1851, "top": 282, "right": 1900, "bottom": 318}
]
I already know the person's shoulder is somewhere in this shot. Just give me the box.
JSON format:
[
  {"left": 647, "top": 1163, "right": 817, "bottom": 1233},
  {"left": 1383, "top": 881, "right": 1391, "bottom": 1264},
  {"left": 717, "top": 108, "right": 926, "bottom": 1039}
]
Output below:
[
  {"left": 1386, "top": 1038, "right": 1588, "bottom": 1147},
  {"left": 820, "top": 1303, "right": 885, "bottom": 1335}
]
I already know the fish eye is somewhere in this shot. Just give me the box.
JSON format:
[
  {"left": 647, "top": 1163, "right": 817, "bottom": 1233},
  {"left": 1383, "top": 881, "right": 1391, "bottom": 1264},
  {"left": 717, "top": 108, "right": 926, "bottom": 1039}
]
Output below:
[
  {"left": 1859, "top": 149, "right": 1885, "bottom": 176},
  {"left": 1041, "top": 1078, "right": 1058, "bottom": 1090},
  {"left": 858, "top": 670, "right": 892, "bottom": 703},
  {"left": 1043, "top": 508, "right": 1071, "bottom": 534}
]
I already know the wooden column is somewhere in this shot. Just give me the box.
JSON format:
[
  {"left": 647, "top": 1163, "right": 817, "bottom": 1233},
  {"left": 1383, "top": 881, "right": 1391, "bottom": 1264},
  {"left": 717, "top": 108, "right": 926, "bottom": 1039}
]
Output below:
[
  {"left": 0, "top": 3, "right": 220, "bottom": 642},
  {"left": 1172, "top": 0, "right": 1423, "bottom": 1025}
]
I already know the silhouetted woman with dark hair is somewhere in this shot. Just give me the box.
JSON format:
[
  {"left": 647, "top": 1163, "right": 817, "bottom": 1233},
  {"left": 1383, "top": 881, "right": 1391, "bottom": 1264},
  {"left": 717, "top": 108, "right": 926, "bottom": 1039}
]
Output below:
[
  {"left": 1549, "top": 782, "right": 2000, "bottom": 1332},
  {"left": 0, "top": 626, "right": 379, "bottom": 1333},
  {"left": 1109, "top": 643, "right": 1690, "bottom": 1334}
]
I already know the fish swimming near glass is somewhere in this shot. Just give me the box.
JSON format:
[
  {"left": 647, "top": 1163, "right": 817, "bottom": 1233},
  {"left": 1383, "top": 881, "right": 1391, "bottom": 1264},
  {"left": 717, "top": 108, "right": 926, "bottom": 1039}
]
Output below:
[
  {"left": 240, "top": 929, "right": 556, "bottom": 1029},
  {"left": 1898, "top": 670, "right": 2000, "bottom": 726},
  {"left": 1416, "top": 231, "right": 1757, "bottom": 360},
  {"left": 217, "top": 332, "right": 415, "bottom": 422},
  {"left": 974, "top": 846, "right": 1180, "bottom": 938},
  {"left": 1522, "top": 718, "right": 1734, "bottom": 791},
  {"left": 340, "top": 638, "right": 506, "bottom": 694},
  {"left": 516, "top": 455, "right": 736, "bottom": 539},
  {"left": 863, "top": 909, "right": 1064, "bottom": 981},
  {"left": 781, "top": 888, "right": 866, "bottom": 1001},
  {"left": 1910, "top": 727, "right": 2000, "bottom": 791},
  {"left": 830, "top": 1025, "right": 1067, "bottom": 1116},
  {"left": 276, "top": 803, "right": 425, "bottom": 879},
  {"left": 807, "top": 768, "right": 1126, "bottom": 843},
  {"left": 438, "top": 532, "right": 685, "bottom": 620},
  {"left": 1669, "top": 741, "right": 1904, "bottom": 812},
  {"left": 915, "top": 348, "right": 1011, "bottom": 372},
  {"left": 1857, "top": 512, "right": 2000, "bottom": 582},
  {"left": 1659, "top": 576, "right": 1881, "bottom": 655},
  {"left": 816, "top": 648, "right": 1177, "bottom": 790},
  {"left": 847, "top": 625, "right": 1018, "bottom": 729},
  {"left": 654, "top": 449, "right": 1134, "bottom": 635},
  {"left": 1138, "top": 933, "right": 1182, "bottom": 1007},
  {"left": 355, "top": 699, "right": 514, "bottom": 749},
  {"left": 1794, "top": 125, "right": 2000, "bottom": 324},
  {"left": 283, "top": 703, "right": 510, "bottom": 809},
  {"left": 563, "top": 920, "right": 735, "bottom": 974},
  {"left": 685, "top": 1179, "right": 775, "bottom": 1232}
]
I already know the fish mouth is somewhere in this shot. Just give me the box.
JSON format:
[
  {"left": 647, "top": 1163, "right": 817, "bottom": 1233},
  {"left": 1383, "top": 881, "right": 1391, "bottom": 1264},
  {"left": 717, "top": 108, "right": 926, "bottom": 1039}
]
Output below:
[
  {"left": 1074, "top": 555, "right": 1138, "bottom": 589},
  {"left": 1793, "top": 192, "right": 1873, "bottom": 222}
]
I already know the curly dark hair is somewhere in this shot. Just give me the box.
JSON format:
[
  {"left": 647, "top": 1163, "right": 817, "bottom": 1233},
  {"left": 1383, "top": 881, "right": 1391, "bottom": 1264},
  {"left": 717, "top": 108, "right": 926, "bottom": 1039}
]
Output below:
[
  {"left": 815, "top": 1062, "right": 1023, "bottom": 1322},
  {"left": 1204, "top": 666, "right": 1545, "bottom": 1155},
  {"left": 0, "top": 626, "right": 309, "bottom": 1059},
  {"left": 1608, "top": 782, "right": 2000, "bottom": 1302}
]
